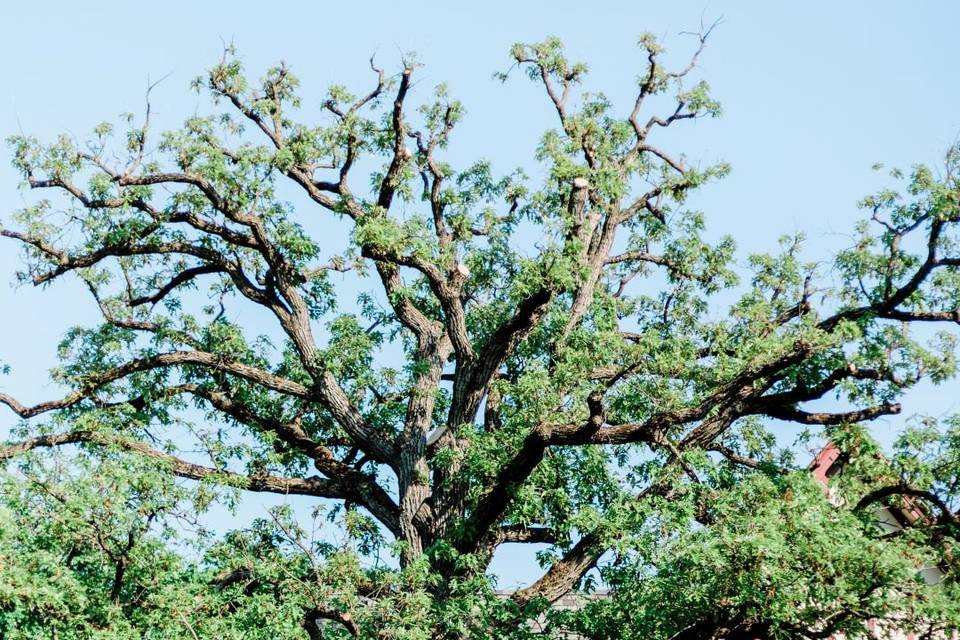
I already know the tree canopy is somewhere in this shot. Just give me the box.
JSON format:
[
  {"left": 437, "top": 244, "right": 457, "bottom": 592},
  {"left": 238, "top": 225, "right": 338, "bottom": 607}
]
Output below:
[{"left": 1, "top": 30, "right": 959, "bottom": 639}]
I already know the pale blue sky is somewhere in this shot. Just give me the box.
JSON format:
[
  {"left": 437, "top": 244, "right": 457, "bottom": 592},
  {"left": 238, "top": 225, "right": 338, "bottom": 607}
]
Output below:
[{"left": 1, "top": 1, "right": 959, "bottom": 585}]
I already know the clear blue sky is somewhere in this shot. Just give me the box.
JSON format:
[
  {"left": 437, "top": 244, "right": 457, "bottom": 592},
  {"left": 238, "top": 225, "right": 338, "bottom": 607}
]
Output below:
[{"left": 1, "top": 1, "right": 959, "bottom": 586}]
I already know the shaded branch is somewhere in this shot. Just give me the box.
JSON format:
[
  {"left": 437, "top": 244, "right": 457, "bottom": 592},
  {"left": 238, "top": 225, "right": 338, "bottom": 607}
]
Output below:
[{"left": 856, "top": 484, "right": 957, "bottom": 525}]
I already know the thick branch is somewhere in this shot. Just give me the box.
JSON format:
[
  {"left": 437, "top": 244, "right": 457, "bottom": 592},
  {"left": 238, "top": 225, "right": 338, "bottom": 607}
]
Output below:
[
  {"left": 0, "top": 350, "right": 311, "bottom": 419},
  {"left": 755, "top": 402, "right": 901, "bottom": 425},
  {"left": 498, "top": 525, "right": 558, "bottom": 544},
  {"left": 0, "top": 430, "right": 343, "bottom": 498}
]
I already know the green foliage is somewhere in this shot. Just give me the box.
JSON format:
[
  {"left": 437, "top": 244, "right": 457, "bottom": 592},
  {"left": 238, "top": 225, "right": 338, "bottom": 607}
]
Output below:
[
  {"left": 564, "top": 473, "right": 959, "bottom": 640},
  {"left": 2, "top": 32, "right": 960, "bottom": 640}
]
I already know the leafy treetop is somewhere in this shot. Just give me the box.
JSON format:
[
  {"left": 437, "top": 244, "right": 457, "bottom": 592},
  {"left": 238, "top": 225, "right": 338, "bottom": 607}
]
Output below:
[{"left": 1, "top": 27, "right": 959, "bottom": 640}]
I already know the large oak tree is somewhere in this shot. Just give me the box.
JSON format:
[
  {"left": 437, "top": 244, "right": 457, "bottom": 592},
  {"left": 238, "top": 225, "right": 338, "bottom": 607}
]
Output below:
[{"left": 1, "top": 30, "right": 959, "bottom": 639}]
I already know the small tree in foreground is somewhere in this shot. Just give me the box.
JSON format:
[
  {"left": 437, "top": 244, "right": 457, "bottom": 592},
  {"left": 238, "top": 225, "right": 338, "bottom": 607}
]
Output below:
[{"left": 1, "top": 31, "right": 959, "bottom": 639}]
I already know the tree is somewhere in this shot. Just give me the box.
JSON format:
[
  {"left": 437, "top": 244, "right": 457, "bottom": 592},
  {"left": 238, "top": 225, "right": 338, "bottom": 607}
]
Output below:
[{"left": 0, "top": 29, "right": 958, "bottom": 639}]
